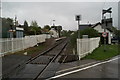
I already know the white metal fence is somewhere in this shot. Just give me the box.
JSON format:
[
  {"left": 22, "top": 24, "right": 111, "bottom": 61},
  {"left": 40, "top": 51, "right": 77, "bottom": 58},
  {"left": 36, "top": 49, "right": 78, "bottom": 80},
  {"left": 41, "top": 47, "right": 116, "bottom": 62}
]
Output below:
[
  {"left": 77, "top": 37, "right": 100, "bottom": 60},
  {"left": 0, "top": 34, "right": 51, "bottom": 56}
]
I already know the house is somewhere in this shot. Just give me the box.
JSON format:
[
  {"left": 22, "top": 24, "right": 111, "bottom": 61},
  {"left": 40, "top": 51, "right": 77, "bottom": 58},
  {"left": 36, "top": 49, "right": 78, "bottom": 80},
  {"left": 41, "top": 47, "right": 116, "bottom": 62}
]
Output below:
[
  {"left": 49, "top": 28, "right": 58, "bottom": 38},
  {"left": 92, "top": 22, "right": 113, "bottom": 44}
]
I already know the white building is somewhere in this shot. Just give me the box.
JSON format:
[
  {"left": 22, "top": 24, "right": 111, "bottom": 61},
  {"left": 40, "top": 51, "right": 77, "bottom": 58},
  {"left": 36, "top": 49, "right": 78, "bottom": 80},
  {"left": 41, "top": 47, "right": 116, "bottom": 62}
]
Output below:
[
  {"left": 49, "top": 28, "right": 58, "bottom": 38},
  {"left": 92, "top": 22, "right": 113, "bottom": 44}
]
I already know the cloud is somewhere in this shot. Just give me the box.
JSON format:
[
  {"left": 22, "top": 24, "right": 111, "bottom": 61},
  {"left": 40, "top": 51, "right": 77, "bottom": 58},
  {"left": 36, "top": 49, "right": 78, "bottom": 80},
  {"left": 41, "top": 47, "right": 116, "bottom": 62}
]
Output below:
[{"left": 1, "top": 2, "right": 118, "bottom": 30}]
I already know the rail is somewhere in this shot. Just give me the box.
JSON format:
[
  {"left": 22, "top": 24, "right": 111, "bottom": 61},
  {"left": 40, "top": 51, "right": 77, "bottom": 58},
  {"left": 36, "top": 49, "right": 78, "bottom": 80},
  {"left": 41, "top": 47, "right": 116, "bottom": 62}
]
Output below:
[{"left": 2, "top": 38, "right": 68, "bottom": 79}]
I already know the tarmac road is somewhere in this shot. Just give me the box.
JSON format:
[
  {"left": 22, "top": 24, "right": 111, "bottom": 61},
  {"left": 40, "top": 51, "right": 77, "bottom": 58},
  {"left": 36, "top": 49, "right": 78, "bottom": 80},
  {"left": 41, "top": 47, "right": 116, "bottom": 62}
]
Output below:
[{"left": 49, "top": 55, "right": 120, "bottom": 79}]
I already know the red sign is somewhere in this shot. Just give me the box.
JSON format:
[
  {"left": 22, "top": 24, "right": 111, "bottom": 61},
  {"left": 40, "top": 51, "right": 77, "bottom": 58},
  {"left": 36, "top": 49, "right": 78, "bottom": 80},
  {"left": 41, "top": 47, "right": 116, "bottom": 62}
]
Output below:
[{"left": 102, "top": 32, "right": 107, "bottom": 37}]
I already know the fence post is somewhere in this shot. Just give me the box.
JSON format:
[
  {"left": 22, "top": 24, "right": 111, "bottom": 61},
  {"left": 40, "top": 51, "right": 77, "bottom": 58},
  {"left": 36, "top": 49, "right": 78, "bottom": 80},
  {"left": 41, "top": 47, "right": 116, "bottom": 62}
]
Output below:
[
  {"left": 77, "top": 39, "right": 80, "bottom": 60},
  {"left": 22, "top": 37, "right": 24, "bottom": 50},
  {"left": 11, "top": 38, "right": 14, "bottom": 53}
]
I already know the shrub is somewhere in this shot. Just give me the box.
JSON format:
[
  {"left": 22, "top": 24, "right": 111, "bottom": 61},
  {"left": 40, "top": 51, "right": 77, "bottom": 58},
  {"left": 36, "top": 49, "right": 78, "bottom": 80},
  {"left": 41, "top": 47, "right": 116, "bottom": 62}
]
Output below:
[
  {"left": 81, "top": 27, "right": 99, "bottom": 38},
  {"left": 70, "top": 28, "right": 100, "bottom": 51}
]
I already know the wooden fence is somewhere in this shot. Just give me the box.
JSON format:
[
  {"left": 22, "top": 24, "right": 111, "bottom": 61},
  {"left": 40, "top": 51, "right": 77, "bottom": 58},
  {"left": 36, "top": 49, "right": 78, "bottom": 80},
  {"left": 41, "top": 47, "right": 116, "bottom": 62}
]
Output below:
[
  {"left": 77, "top": 37, "right": 100, "bottom": 60},
  {"left": 0, "top": 34, "right": 51, "bottom": 56}
]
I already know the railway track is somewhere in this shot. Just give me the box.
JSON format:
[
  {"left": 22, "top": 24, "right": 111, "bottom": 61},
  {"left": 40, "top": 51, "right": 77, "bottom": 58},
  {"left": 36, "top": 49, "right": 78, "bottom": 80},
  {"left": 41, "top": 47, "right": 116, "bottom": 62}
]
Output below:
[{"left": 6, "top": 38, "right": 68, "bottom": 79}]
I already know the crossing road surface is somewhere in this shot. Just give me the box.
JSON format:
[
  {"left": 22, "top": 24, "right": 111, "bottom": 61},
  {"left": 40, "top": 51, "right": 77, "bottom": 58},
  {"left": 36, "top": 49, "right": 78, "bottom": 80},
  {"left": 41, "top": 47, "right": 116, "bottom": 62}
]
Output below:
[{"left": 48, "top": 55, "right": 120, "bottom": 79}]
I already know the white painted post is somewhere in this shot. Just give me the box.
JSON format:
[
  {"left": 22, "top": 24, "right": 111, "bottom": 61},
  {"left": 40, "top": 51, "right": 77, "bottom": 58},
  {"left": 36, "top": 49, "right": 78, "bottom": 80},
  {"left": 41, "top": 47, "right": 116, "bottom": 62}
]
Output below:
[
  {"left": 11, "top": 38, "right": 14, "bottom": 53},
  {"left": 22, "top": 37, "right": 24, "bottom": 50},
  {"left": 77, "top": 39, "right": 80, "bottom": 60}
]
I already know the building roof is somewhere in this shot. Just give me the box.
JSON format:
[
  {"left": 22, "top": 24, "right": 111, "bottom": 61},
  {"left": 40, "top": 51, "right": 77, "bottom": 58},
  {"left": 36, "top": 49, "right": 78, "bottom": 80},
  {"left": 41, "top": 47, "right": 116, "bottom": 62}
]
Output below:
[
  {"left": 79, "top": 24, "right": 93, "bottom": 30},
  {"left": 92, "top": 22, "right": 113, "bottom": 32},
  {"left": 92, "top": 22, "right": 101, "bottom": 28},
  {"left": 16, "top": 27, "right": 24, "bottom": 31}
]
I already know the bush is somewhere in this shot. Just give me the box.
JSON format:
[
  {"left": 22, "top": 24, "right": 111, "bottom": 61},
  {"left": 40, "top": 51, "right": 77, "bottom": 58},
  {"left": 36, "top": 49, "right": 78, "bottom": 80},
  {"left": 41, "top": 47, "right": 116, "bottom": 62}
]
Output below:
[
  {"left": 81, "top": 27, "right": 99, "bottom": 38},
  {"left": 70, "top": 28, "right": 100, "bottom": 50}
]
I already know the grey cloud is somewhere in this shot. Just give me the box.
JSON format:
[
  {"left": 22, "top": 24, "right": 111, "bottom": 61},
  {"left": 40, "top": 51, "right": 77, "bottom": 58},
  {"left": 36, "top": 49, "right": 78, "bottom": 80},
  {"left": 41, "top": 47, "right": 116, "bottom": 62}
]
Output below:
[{"left": 2, "top": 2, "right": 118, "bottom": 30}]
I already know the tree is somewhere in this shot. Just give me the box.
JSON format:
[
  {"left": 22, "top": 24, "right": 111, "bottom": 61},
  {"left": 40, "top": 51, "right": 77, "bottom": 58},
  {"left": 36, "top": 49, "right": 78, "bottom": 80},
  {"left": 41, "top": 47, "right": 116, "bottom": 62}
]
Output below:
[
  {"left": 61, "top": 30, "right": 67, "bottom": 37},
  {"left": 42, "top": 25, "right": 51, "bottom": 33},
  {"left": 6, "top": 18, "right": 14, "bottom": 25},
  {"left": 23, "top": 20, "right": 29, "bottom": 35},
  {"left": 57, "top": 26, "right": 62, "bottom": 37},
  {"left": 70, "top": 28, "right": 99, "bottom": 50},
  {"left": 2, "top": 18, "right": 14, "bottom": 38},
  {"left": 61, "top": 30, "right": 73, "bottom": 37},
  {"left": 2, "top": 18, "right": 14, "bottom": 27},
  {"left": 80, "top": 27, "right": 99, "bottom": 38},
  {"left": 30, "top": 20, "right": 41, "bottom": 35},
  {"left": 30, "top": 20, "right": 39, "bottom": 27},
  {"left": 44, "top": 25, "right": 51, "bottom": 30}
]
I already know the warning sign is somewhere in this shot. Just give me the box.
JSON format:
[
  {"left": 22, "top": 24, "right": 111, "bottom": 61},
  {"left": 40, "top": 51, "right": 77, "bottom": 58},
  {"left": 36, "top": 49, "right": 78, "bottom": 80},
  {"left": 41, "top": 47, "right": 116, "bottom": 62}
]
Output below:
[{"left": 102, "top": 32, "right": 107, "bottom": 37}]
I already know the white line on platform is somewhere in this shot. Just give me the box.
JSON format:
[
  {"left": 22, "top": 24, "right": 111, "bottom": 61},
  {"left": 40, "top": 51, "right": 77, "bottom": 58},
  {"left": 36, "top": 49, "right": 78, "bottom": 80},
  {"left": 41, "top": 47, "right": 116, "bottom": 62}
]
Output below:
[
  {"left": 56, "top": 61, "right": 98, "bottom": 73},
  {"left": 47, "top": 57, "right": 120, "bottom": 80}
]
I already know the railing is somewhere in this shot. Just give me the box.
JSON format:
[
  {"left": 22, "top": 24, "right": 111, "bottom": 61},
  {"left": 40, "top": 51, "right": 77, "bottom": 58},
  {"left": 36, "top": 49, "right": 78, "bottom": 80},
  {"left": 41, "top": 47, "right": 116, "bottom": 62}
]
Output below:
[
  {"left": 77, "top": 37, "right": 100, "bottom": 60},
  {"left": 0, "top": 34, "right": 51, "bottom": 56}
]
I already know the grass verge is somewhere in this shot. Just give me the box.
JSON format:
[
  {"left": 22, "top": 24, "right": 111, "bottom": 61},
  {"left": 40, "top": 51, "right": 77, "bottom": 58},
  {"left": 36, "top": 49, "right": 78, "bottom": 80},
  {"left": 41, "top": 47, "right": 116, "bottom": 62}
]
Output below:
[
  {"left": 83, "top": 44, "right": 119, "bottom": 60},
  {"left": 7, "top": 43, "right": 46, "bottom": 57}
]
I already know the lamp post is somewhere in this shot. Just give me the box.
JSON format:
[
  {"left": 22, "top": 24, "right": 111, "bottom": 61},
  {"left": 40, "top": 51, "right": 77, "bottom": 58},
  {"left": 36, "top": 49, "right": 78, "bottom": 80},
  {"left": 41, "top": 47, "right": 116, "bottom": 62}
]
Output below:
[
  {"left": 75, "top": 15, "right": 81, "bottom": 60},
  {"left": 75, "top": 15, "right": 81, "bottom": 39}
]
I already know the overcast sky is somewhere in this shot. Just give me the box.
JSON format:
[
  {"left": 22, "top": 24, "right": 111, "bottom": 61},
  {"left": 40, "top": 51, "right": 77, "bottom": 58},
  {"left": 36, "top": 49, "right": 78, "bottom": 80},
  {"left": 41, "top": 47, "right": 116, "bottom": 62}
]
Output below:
[{"left": 1, "top": 1, "right": 119, "bottom": 30}]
